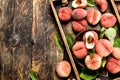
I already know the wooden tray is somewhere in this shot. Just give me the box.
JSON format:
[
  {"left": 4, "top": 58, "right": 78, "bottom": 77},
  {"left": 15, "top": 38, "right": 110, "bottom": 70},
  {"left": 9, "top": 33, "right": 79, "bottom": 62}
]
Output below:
[{"left": 49, "top": 0, "right": 120, "bottom": 80}]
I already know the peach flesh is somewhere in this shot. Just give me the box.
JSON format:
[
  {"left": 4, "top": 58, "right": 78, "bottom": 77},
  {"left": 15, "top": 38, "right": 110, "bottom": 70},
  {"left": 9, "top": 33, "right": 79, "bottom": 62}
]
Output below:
[
  {"left": 96, "top": 0, "right": 108, "bottom": 12},
  {"left": 72, "top": 9, "right": 87, "bottom": 20},
  {"left": 72, "top": 41, "right": 88, "bottom": 59},
  {"left": 100, "top": 13, "right": 117, "bottom": 28},
  {"left": 72, "top": 0, "right": 87, "bottom": 9},
  {"left": 83, "top": 30, "right": 98, "bottom": 43},
  {"left": 55, "top": 61, "right": 71, "bottom": 77},
  {"left": 58, "top": 7, "right": 72, "bottom": 22},
  {"left": 106, "top": 58, "right": 120, "bottom": 74},
  {"left": 112, "top": 48, "right": 120, "bottom": 60},
  {"left": 85, "top": 54, "right": 102, "bottom": 70},
  {"left": 72, "top": 19, "right": 88, "bottom": 32},
  {"left": 87, "top": 9, "right": 101, "bottom": 25},
  {"left": 95, "top": 39, "right": 113, "bottom": 57}
]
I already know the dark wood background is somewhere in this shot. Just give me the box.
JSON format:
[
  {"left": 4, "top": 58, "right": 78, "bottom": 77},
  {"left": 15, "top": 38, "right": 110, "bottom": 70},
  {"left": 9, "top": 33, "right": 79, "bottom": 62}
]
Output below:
[{"left": 0, "top": 0, "right": 65, "bottom": 80}]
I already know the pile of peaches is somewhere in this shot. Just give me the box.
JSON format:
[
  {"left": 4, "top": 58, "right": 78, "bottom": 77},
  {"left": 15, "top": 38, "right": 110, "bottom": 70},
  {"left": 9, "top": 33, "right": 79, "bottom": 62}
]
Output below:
[{"left": 55, "top": 0, "right": 120, "bottom": 78}]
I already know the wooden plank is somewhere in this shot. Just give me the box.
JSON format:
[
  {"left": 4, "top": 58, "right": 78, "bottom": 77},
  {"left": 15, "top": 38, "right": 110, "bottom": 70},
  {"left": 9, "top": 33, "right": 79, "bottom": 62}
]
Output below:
[
  {"left": 0, "top": 0, "right": 32, "bottom": 79},
  {"left": 32, "top": 0, "right": 64, "bottom": 80}
]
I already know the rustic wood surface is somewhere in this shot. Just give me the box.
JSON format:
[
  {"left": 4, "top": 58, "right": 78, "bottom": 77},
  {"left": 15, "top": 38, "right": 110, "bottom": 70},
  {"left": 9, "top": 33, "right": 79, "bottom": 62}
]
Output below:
[{"left": 0, "top": 0, "right": 65, "bottom": 80}]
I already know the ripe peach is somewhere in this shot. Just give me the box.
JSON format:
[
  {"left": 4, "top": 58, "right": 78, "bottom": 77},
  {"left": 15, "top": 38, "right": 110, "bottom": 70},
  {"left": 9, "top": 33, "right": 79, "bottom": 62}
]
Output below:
[
  {"left": 72, "top": 41, "right": 88, "bottom": 59},
  {"left": 112, "top": 48, "right": 120, "bottom": 60},
  {"left": 58, "top": 7, "right": 72, "bottom": 22},
  {"left": 95, "top": 39, "right": 113, "bottom": 57},
  {"left": 72, "top": 9, "right": 87, "bottom": 20},
  {"left": 95, "top": 0, "right": 108, "bottom": 12},
  {"left": 100, "top": 13, "right": 117, "bottom": 28},
  {"left": 55, "top": 61, "right": 71, "bottom": 77},
  {"left": 106, "top": 58, "right": 120, "bottom": 74},
  {"left": 72, "top": 19, "right": 88, "bottom": 32},
  {"left": 85, "top": 54, "right": 102, "bottom": 70},
  {"left": 87, "top": 9, "right": 101, "bottom": 25}
]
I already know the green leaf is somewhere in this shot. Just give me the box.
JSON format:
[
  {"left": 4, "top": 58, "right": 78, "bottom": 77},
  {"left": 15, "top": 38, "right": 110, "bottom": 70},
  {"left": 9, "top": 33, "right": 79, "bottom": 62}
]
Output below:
[
  {"left": 87, "top": 0, "right": 95, "bottom": 6},
  {"left": 88, "top": 49, "right": 95, "bottom": 58},
  {"left": 114, "top": 38, "right": 120, "bottom": 47},
  {"left": 54, "top": 33, "right": 63, "bottom": 49},
  {"left": 29, "top": 70, "right": 38, "bottom": 80},
  {"left": 101, "top": 58, "right": 107, "bottom": 68},
  {"left": 66, "top": 33, "right": 73, "bottom": 49},
  {"left": 114, "top": 24, "right": 118, "bottom": 32},
  {"left": 99, "top": 30, "right": 106, "bottom": 39},
  {"left": 105, "top": 28, "right": 116, "bottom": 41},
  {"left": 80, "top": 68, "right": 99, "bottom": 80}
]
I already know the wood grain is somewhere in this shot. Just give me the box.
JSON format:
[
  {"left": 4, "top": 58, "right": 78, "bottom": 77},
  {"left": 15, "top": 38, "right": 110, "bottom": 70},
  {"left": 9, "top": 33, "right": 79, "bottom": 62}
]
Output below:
[{"left": 0, "top": 0, "right": 32, "bottom": 79}]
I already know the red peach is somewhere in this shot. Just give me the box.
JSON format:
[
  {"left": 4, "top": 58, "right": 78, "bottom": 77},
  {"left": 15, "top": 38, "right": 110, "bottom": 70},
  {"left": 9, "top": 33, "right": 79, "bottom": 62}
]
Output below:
[
  {"left": 85, "top": 54, "right": 102, "bottom": 70},
  {"left": 72, "top": 19, "right": 88, "bottom": 32},
  {"left": 95, "top": 39, "right": 113, "bottom": 57},
  {"left": 55, "top": 61, "right": 71, "bottom": 77},
  {"left": 112, "top": 48, "right": 120, "bottom": 60},
  {"left": 106, "top": 58, "right": 120, "bottom": 74},
  {"left": 96, "top": 0, "right": 108, "bottom": 12},
  {"left": 100, "top": 13, "right": 117, "bottom": 28},
  {"left": 72, "top": 9, "right": 87, "bottom": 20},
  {"left": 58, "top": 7, "right": 72, "bottom": 22},
  {"left": 87, "top": 9, "right": 101, "bottom": 25},
  {"left": 72, "top": 41, "right": 88, "bottom": 59}
]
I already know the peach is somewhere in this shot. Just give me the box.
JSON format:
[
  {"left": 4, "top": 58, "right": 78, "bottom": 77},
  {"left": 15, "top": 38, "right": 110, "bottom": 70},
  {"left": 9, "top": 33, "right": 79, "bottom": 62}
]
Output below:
[
  {"left": 106, "top": 58, "right": 120, "bottom": 74},
  {"left": 85, "top": 54, "right": 102, "bottom": 70},
  {"left": 72, "top": 41, "right": 88, "bottom": 59},
  {"left": 95, "top": 39, "right": 113, "bottom": 57},
  {"left": 58, "top": 7, "right": 72, "bottom": 22},
  {"left": 55, "top": 61, "right": 71, "bottom": 77},
  {"left": 100, "top": 13, "right": 117, "bottom": 28},
  {"left": 95, "top": 0, "right": 108, "bottom": 12},
  {"left": 83, "top": 31, "right": 98, "bottom": 49},
  {"left": 72, "top": 0, "right": 87, "bottom": 9},
  {"left": 83, "top": 30, "right": 98, "bottom": 42},
  {"left": 87, "top": 9, "right": 101, "bottom": 25},
  {"left": 72, "top": 19, "right": 88, "bottom": 32},
  {"left": 72, "top": 9, "right": 87, "bottom": 20},
  {"left": 112, "top": 48, "right": 120, "bottom": 60}
]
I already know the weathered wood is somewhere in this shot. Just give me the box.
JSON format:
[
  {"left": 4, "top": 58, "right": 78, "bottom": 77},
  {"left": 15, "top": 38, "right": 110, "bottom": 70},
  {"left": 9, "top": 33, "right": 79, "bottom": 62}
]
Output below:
[
  {"left": 32, "top": 0, "right": 64, "bottom": 80},
  {"left": 0, "top": 0, "right": 32, "bottom": 79}
]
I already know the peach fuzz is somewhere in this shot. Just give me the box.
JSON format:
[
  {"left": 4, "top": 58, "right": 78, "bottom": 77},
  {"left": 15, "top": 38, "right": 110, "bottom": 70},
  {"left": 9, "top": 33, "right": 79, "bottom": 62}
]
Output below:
[
  {"left": 55, "top": 61, "right": 71, "bottom": 77},
  {"left": 106, "top": 58, "right": 120, "bottom": 74},
  {"left": 72, "top": 19, "right": 88, "bottom": 32},
  {"left": 58, "top": 7, "right": 72, "bottom": 22},
  {"left": 87, "top": 9, "right": 101, "bottom": 25},
  {"left": 72, "top": 9, "right": 87, "bottom": 20},
  {"left": 112, "top": 47, "right": 120, "bottom": 60},
  {"left": 100, "top": 13, "right": 117, "bottom": 28},
  {"left": 85, "top": 54, "right": 102, "bottom": 70},
  {"left": 72, "top": 41, "right": 88, "bottom": 59},
  {"left": 95, "top": 39, "right": 113, "bottom": 57},
  {"left": 95, "top": 0, "right": 108, "bottom": 12}
]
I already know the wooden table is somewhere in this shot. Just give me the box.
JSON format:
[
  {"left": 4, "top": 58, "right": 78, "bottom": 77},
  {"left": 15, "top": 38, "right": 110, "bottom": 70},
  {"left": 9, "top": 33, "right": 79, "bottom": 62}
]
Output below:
[{"left": 0, "top": 0, "right": 65, "bottom": 79}]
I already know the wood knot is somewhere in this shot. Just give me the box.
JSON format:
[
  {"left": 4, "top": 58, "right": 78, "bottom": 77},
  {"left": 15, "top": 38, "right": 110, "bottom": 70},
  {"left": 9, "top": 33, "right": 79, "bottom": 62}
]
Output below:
[{"left": 9, "top": 32, "right": 20, "bottom": 47}]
